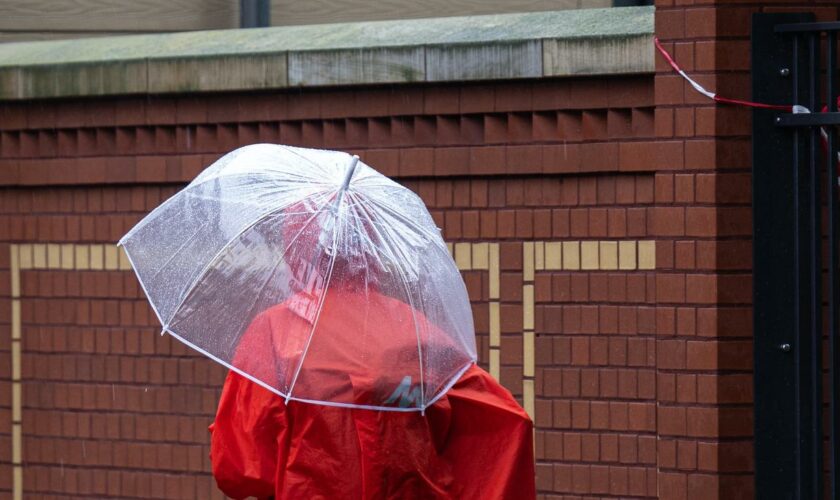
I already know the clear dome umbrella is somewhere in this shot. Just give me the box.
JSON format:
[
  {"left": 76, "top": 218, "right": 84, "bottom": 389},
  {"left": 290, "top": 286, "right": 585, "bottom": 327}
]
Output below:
[{"left": 119, "top": 144, "right": 477, "bottom": 412}]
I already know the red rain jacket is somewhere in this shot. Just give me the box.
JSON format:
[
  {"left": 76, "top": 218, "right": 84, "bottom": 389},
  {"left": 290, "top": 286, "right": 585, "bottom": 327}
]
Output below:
[{"left": 208, "top": 289, "right": 535, "bottom": 499}]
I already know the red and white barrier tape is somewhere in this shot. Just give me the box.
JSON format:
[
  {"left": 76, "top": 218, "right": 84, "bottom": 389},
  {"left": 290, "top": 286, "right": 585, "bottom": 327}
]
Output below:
[
  {"left": 653, "top": 36, "right": 840, "bottom": 169},
  {"left": 653, "top": 36, "right": 811, "bottom": 113}
]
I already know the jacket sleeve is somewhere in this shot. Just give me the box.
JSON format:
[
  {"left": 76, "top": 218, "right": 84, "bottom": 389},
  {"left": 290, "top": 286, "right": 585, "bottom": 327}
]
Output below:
[
  {"left": 210, "top": 371, "right": 286, "bottom": 500},
  {"left": 443, "top": 366, "right": 536, "bottom": 499},
  {"left": 210, "top": 309, "right": 288, "bottom": 500}
]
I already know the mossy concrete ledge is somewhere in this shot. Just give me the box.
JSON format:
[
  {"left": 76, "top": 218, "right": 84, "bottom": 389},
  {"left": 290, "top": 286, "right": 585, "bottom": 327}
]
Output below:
[{"left": 0, "top": 6, "right": 653, "bottom": 100}]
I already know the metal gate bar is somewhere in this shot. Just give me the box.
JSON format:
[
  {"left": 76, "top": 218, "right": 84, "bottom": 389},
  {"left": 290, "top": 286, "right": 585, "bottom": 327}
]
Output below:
[
  {"left": 829, "top": 29, "right": 839, "bottom": 500},
  {"left": 753, "top": 13, "right": 840, "bottom": 499}
]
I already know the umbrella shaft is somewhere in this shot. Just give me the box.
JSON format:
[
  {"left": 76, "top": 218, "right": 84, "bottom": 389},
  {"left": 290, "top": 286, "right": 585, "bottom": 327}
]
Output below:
[
  {"left": 341, "top": 156, "right": 360, "bottom": 192},
  {"left": 334, "top": 155, "right": 360, "bottom": 209}
]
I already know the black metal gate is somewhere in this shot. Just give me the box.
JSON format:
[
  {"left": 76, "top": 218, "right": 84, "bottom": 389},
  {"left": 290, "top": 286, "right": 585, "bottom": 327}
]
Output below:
[{"left": 752, "top": 13, "right": 840, "bottom": 499}]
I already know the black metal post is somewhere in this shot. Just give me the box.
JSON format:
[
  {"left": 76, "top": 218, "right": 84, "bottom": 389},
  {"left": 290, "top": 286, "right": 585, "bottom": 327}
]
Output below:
[
  {"left": 828, "top": 29, "right": 839, "bottom": 500},
  {"left": 804, "top": 31, "right": 823, "bottom": 499},
  {"left": 752, "top": 12, "right": 815, "bottom": 499}
]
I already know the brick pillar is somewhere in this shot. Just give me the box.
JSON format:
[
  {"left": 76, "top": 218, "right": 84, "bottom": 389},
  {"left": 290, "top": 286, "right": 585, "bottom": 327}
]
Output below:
[{"left": 654, "top": 1, "right": 839, "bottom": 498}]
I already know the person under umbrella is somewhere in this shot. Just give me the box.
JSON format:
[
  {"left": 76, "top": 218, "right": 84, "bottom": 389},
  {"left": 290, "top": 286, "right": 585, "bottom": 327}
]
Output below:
[{"left": 119, "top": 145, "right": 535, "bottom": 499}]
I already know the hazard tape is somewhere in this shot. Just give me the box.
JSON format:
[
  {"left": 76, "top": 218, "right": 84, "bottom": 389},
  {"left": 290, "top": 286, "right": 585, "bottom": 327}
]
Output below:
[
  {"left": 653, "top": 36, "right": 839, "bottom": 168},
  {"left": 653, "top": 36, "right": 801, "bottom": 112}
]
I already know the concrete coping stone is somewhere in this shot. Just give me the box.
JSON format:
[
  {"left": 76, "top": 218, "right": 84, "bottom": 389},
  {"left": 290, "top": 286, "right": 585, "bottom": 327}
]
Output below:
[{"left": 0, "top": 6, "right": 653, "bottom": 100}]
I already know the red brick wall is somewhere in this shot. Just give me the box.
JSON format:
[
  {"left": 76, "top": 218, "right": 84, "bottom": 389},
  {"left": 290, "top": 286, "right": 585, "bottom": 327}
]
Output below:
[
  {"left": 654, "top": 1, "right": 839, "bottom": 499},
  {"left": 0, "top": 75, "right": 671, "bottom": 499}
]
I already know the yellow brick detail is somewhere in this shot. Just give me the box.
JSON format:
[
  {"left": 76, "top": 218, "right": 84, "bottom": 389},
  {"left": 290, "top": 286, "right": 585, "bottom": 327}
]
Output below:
[
  {"left": 119, "top": 246, "right": 132, "bottom": 270},
  {"left": 12, "top": 385, "right": 21, "bottom": 423},
  {"left": 619, "top": 241, "right": 637, "bottom": 270},
  {"left": 47, "top": 244, "right": 61, "bottom": 269},
  {"left": 534, "top": 242, "right": 545, "bottom": 271},
  {"left": 471, "top": 242, "right": 489, "bottom": 270},
  {"left": 489, "top": 302, "right": 500, "bottom": 347},
  {"left": 489, "top": 349, "right": 500, "bottom": 380},
  {"left": 523, "top": 284, "right": 534, "bottom": 330},
  {"left": 638, "top": 240, "right": 656, "bottom": 270},
  {"left": 60, "top": 244, "right": 75, "bottom": 270},
  {"left": 32, "top": 244, "right": 46, "bottom": 269},
  {"left": 523, "top": 331, "right": 534, "bottom": 377},
  {"left": 581, "top": 241, "right": 599, "bottom": 270},
  {"left": 454, "top": 242, "right": 472, "bottom": 270},
  {"left": 18, "top": 244, "right": 32, "bottom": 270},
  {"left": 545, "top": 242, "right": 562, "bottom": 270},
  {"left": 11, "top": 300, "right": 20, "bottom": 340},
  {"left": 13, "top": 465, "right": 22, "bottom": 500},
  {"left": 10, "top": 245, "right": 19, "bottom": 297},
  {"left": 105, "top": 245, "right": 120, "bottom": 270},
  {"left": 562, "top": 241, "right": 580, "bottom": 270},
  {"left": 523, "top": 242, "right": 534, "bottom": 281},
  {"left": 489, "top": 244, "right": 500, "bottom": 299},
  {"left": 523, "top": 379, "right": 535, "bottom": 420},
  {"left": 75, "top": 245, "right": 90, "bottom": 270},
  {"left": 90, "top": 245, "right": 104, "bottom": 270},
  {"left": 11, "top": 340, "right": 20, "bottom": 381},
  {"left": 599, "top": 241, "right": 618, "bottom": 270}
]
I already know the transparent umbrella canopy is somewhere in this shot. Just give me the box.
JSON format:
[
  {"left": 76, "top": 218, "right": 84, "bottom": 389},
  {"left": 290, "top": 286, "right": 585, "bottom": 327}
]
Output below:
[{"left": 119, "top": 144, "right": 477, "bottom": 411}]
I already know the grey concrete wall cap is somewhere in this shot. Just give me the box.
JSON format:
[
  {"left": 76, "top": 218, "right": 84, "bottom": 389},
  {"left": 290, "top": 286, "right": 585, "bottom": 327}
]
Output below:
[{"left": 0, "top": 6, "right": 653, "bottom": 99}]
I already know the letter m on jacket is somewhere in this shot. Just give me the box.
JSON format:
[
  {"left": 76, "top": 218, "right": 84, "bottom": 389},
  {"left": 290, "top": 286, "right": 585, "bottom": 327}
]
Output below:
[{"left": 384, "top": 376, "right": 421, "bottom": 408}]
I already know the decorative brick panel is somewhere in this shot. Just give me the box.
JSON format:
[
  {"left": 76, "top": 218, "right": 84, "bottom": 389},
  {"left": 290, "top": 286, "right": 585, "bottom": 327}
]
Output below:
[{"left": 0, "top": 75, "right": 667, "bottom": 498}]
